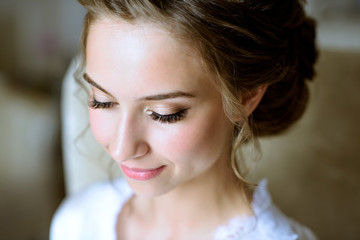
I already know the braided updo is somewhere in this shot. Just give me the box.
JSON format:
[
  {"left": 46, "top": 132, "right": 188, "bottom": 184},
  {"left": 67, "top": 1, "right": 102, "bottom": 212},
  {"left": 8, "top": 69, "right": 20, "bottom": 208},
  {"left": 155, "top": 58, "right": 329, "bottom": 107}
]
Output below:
[{"left": 77, "top": 0, "right": 318, "bottom": 182}]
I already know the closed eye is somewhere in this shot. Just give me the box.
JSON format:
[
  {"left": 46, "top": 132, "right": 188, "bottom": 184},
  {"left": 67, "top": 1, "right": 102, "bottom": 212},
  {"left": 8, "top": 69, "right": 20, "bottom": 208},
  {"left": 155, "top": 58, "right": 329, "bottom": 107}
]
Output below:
[
  {"left": 148, "top": 108, "right": 189, "bottom": 124},
  {"left": 89, "top": 97, "right": 117, "bottom": 109}
]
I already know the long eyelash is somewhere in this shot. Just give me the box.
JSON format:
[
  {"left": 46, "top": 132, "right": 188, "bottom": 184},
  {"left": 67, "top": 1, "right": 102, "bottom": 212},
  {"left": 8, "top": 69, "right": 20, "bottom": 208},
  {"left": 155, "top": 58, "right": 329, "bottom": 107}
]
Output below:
[
  {"left": 89, "top": 98, "right": 116, "bottom": 109},
  {"left": 150, "top": 109, "right": 189, "bottom": 124}
]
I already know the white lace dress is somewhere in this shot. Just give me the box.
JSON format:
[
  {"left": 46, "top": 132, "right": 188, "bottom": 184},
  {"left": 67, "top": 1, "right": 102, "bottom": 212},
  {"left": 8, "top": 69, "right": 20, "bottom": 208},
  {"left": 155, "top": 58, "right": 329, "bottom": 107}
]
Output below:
[{"left": 50, "top": 179, "right": 317, "bottom": 240}]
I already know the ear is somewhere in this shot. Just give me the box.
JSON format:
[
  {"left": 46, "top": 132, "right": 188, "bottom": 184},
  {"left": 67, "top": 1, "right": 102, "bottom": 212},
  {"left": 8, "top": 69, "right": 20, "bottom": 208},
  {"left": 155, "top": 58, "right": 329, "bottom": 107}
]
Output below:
[{"left": 241, "top": 85, "right": 267, "bottom": 116}]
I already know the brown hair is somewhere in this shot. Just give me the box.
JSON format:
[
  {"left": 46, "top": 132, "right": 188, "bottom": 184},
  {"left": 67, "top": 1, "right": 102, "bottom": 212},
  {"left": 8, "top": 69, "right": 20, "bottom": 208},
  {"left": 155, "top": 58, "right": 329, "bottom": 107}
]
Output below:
[{"left": 77, "top": 0, "right": 318, "bottom": 183}]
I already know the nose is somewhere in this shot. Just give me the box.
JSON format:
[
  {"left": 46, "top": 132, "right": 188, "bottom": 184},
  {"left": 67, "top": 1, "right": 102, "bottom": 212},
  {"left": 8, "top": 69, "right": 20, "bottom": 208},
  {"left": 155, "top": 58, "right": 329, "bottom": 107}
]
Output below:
[{"left": 107, "top": 113, "right": 149, "bottom": 163}]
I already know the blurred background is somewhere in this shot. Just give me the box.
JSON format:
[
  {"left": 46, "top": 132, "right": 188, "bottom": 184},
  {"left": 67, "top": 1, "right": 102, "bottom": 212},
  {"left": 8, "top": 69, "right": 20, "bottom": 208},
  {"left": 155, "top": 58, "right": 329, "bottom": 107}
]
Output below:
[
  {"left": 0, "top": 0, "right": 359, "bottom": 239},
  {"left": 0, "top": 0, "right": 84, "bottom": 239}
]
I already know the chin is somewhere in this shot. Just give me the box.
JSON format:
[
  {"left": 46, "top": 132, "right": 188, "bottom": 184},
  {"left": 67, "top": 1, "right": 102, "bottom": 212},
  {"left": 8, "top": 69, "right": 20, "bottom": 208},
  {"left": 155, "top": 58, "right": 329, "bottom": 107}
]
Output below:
[{"left": 125, "top": 178, "right": 175, "bottom": 198}]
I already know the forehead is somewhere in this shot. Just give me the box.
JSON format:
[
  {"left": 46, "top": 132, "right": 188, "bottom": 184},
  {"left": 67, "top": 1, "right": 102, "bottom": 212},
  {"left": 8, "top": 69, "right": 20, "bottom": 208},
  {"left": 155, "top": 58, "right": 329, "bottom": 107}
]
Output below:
[{"left": 85, "top": 18, "right": 216, "bottom": 98}]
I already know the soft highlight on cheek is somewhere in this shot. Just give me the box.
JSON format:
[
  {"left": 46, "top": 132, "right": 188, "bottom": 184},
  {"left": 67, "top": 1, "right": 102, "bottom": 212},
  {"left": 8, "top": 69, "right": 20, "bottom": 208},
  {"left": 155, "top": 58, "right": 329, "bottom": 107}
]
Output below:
[
  {"left": 89, "top": 109, "right": 115, "bottom": 149},
  {"left": 163, "top": 103, "right": 232, "bottom": 167}
]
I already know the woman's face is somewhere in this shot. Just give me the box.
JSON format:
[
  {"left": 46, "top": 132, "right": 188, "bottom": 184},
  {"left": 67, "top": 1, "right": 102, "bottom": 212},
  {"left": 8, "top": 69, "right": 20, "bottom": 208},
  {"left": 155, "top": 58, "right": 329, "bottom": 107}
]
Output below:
[{"left": 86, "top": 18, "right": 233, "bottom": 197}]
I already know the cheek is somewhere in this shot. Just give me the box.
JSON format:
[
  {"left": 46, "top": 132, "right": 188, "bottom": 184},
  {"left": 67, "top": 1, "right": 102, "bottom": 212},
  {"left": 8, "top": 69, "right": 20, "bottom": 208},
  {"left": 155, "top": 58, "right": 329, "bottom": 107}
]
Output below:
[
  {"left": 158, "top": 110, "right": 232, "bottom": 165},
  {"left": 89, "top": 109, "right": 115, "bottom": 147}
]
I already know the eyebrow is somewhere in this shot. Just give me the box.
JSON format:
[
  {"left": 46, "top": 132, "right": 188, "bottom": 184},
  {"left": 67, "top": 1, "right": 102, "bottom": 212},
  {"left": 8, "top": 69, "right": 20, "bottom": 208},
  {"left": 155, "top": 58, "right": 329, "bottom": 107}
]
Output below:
[
  {"left": 137, "top": 92, "right": 195, "bottom": 101},
  {"left": 84, "top": 73, "right": 112, "bottom": 96},
  {"left": 83, "top": 73, "right": 195, "bottom": 101}
]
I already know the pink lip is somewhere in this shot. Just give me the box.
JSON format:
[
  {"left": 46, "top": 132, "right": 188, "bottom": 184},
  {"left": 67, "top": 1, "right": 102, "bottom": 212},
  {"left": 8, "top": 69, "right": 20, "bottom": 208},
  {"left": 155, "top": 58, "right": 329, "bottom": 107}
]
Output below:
[{"left": 120, "top": 165, "right": 165, "bottom": 180}]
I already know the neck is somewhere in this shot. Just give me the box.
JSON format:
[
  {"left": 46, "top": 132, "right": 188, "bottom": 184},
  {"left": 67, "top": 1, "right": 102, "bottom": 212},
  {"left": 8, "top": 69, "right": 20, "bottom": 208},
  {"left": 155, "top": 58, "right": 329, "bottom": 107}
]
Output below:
[{"left": 130, "top": 157, "right": 253, "bottom": 236}]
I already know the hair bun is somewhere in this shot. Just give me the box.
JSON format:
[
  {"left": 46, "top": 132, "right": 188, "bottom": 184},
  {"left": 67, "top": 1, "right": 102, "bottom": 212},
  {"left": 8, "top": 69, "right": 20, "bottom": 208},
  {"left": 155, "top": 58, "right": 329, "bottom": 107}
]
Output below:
[
  {"left": 251, "top": 1, "right": 318, "bottom": 136},
  {"left": 294, "top": 17, "right": 318, "bottom": 80}
]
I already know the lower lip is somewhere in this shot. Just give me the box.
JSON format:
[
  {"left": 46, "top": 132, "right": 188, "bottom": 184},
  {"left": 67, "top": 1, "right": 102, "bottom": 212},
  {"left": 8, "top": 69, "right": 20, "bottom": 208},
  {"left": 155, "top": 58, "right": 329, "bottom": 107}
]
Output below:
[{"left": 120, "top": 165, "right": 165, "bottom": 181}]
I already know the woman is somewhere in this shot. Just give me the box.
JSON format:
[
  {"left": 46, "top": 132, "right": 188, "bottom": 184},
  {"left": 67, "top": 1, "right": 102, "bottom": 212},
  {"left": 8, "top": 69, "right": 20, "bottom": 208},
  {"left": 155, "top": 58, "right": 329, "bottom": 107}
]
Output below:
[{"left": 51, "top": 0, "right": 318, "bottom": 239}]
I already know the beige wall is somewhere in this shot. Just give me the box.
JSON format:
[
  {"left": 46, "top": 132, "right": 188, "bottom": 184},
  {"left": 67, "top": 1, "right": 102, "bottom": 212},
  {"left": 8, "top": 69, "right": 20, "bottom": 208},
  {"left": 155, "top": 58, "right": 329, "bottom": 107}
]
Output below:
[
  {"left": 0, "top": 1, "right": 84, "bottom": 239},
  {"left": 0, "top": 77, "right": 62, "bottom": 240}
]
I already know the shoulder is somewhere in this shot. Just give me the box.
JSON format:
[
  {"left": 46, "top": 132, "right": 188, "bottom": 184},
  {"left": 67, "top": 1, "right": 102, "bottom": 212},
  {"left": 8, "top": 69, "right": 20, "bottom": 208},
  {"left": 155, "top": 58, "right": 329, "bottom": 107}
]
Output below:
[
  {"left": 250, "top": 179, "right": 317, "bottom": 240},
  {"left": 214, "top": 180, "right": 317, "bottom": 240},
  {"left": 50, "top": 178, "right": 132, "bottom": 240}
]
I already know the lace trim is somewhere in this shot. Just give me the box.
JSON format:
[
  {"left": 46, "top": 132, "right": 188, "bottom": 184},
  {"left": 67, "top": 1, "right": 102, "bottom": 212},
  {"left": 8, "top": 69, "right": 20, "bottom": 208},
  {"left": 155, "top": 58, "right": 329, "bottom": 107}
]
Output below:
[
  {"left": 213, "top": 215, "right": 257, "bottom": 240},
  {"left": 213, "top": 179, "right": 298, "bottom": 240}
]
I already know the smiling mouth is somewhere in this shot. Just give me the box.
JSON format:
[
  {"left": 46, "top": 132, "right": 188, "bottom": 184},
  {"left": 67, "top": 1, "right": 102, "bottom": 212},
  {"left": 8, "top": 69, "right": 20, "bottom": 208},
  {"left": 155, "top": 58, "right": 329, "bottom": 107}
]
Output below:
[{"left": 120, "top": 165, "right": 165, "bottom": 181}]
